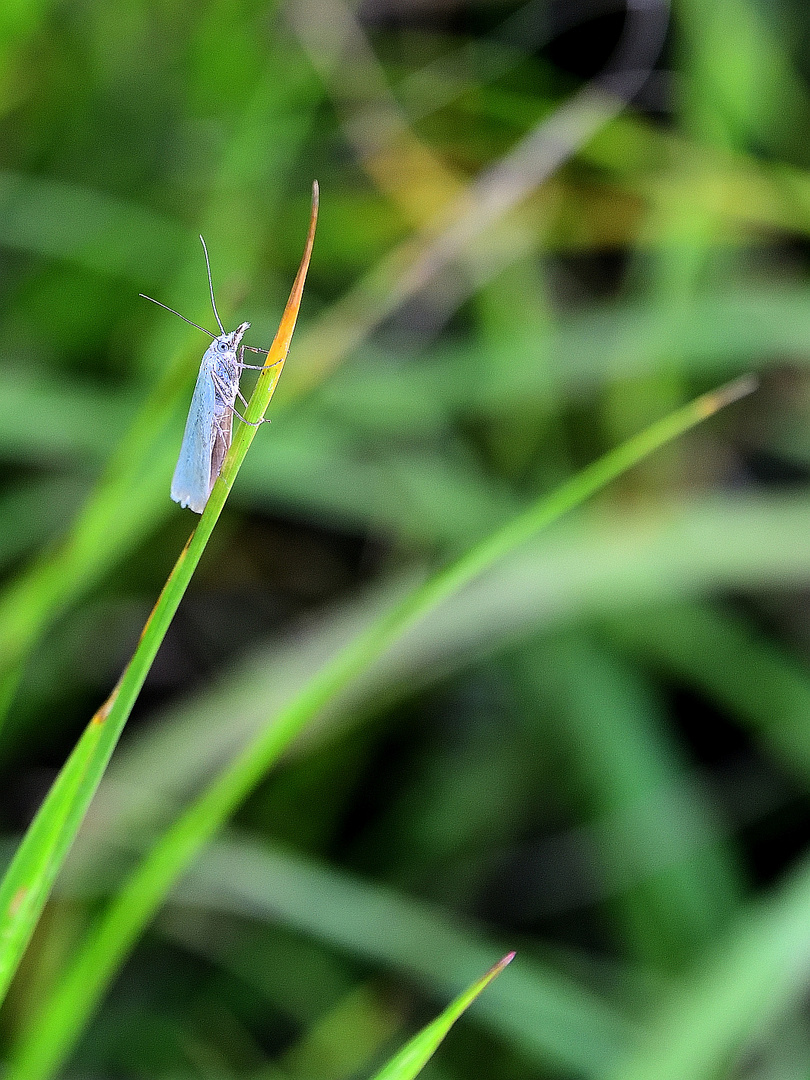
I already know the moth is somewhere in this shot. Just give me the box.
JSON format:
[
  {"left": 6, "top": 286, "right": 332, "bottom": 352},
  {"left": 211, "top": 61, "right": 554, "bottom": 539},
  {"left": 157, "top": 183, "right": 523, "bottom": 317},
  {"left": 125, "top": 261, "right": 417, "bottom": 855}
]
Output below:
[{"left": 140, "top": 239, "right": 272, "bottom": 514}]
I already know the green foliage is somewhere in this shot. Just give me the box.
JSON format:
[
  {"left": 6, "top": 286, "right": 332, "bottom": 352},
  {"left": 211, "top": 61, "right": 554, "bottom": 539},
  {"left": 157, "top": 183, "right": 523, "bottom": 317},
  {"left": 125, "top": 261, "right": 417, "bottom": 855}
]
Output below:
[
  {"left": 4, "top": 382, "right": 735, "bottom": 1080},
  {"left": 0, "top": 189, "right": 316, "bottom": 1011}
]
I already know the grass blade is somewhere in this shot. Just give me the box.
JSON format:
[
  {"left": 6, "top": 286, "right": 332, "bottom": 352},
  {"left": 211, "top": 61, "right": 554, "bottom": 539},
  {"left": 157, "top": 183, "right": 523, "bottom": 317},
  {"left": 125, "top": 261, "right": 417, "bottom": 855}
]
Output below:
[
  {"left": 0, "top": 186, "right": 319, "bottom": 1008},
  {"left": 5, "top": 374, "right": 755, "bottom": 1080},
  {"left": 604, "top": 601, "right": 810, "bottom": 787},
  {"left": 369, "top": 953, "right": 515, "bottom": 1080},
  {"left": 609, "top": 848, "right": 810, "bottom": 1080},
  {"left": 68, "top": 490, "right": 810, "bottom": 883},
  {"left": 521, "top": 631, "right": 741, "bottom": 972},
  {"left": 0, "top": 73, "right": 317, "bottom": 719},
  {"left": 169, "top": 836, "right": 635, "bottom": 1076}
]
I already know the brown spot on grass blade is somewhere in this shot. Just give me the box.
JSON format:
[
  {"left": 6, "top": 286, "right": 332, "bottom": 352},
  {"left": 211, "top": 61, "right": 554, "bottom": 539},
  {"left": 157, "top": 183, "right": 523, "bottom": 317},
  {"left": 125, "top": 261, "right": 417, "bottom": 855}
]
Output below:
[
  {"left": 262, "top": 181, "right": 319, "bottom": 375},
  {"left": 137, "top": 601, "right": 158, "bottom": 645},
  {"left": 90, "top": 695, "right": 115, "bottom": 726},
  {"left": 8, "top": 887, "right": 27, "bottom": 918},
  {"left": 91, "top": 675, "right": 123, "bottom": 726},
  {"left": 696, "top": 374, "right": 758, "bottom": 418}
]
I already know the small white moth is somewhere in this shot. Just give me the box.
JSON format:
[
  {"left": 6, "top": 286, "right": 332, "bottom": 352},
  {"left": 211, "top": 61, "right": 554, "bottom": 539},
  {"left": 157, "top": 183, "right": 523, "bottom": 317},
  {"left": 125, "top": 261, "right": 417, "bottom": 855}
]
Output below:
[{"left": 141, "top": 239, "right": 272, "bottom": 514}]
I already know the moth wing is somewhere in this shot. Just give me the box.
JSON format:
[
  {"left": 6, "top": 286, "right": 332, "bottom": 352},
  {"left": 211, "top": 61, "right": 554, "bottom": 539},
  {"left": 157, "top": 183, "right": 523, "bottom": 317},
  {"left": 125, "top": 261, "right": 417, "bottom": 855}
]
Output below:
[
  {"left": 171, "top": 363, "right": 217, "bottom": 514},
  {"left": 209, "top": 407, "right": 233, "bottom": 492}
]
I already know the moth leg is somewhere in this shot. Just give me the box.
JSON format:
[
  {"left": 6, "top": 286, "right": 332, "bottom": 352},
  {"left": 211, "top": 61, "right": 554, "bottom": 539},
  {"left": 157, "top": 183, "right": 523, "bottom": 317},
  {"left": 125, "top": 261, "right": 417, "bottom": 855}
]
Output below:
[
  {"left": 212, "top": 371, "right": 269, "bottom": 428},
  {"left": 214, "top": 414, "right": 231, "bottom": 440},
  {"left": 228, "top": 403, "right": 268, "bottom": 427},
  {"left": 234, "top": 384, "right": 265, "bottom": 418},
  {"left": 239, "top": 343, "right": 284, "bottom": 370},
  {"left": 233, "top": 354, "right": 251, "bottom": 410},
  {"left": 210, "top": 368, "right": 234, "bottom": 402},
  {"left": 237, "top": 358, "right": 285, "bottom": 371}
]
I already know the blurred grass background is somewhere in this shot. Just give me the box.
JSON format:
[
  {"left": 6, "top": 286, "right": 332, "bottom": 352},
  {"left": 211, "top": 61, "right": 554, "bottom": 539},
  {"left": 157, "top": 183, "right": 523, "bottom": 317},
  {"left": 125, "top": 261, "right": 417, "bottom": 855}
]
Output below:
[{"left": 4, "top": 0, "right": 810, "bottom": 1077}]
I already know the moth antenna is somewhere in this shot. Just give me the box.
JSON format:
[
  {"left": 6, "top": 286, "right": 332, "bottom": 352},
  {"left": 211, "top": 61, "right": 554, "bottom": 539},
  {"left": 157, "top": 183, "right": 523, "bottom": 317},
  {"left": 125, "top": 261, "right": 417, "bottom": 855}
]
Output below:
[
  {"left": 139, "top": 294, "right": 215, "bottom": 338},
  {"left": 200, "top": 235, "right": 225, "bottom": 334}
]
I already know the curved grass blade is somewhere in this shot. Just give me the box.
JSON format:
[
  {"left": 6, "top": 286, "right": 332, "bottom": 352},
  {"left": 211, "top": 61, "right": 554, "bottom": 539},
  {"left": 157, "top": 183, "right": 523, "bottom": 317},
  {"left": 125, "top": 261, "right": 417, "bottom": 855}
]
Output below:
[
  {"left": 0, "top": 185, "right": 319, "bottom": 1009},
  {"left": 66, "top": 490, "right": 810, "bottom": 875},
  {"left": 5, "top": 375, "right": 755, "bottom": 1080},
  {"left": 369, "top": 953, "right": 515, "bottom": 1080},
  {"left": 606, "top": 847, "right": 810, "bottom": 1080},
  {"left": 0, "top": 76, "right": 318, "bottom": 725},
  {"left": 171, "top": 836, "right": 634, "bottom": 1076}
]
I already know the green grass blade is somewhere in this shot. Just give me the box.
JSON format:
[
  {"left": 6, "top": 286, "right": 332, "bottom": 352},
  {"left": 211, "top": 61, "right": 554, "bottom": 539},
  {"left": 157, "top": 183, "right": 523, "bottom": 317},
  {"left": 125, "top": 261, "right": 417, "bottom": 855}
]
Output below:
[
  {"left": 604, "top": 601, "right": 810, "bottom": 787},
  {"left": 6, "top": 375, "right": 754, "bottom": 1080},
  {"left": 168, "top": 836, "right": 635, "bottom": 1075},
  {"left": 0, "top": 68, "right": 317, "bottom": 721},
  {"left": 369, "top": 953, "right": 515, "bottom": 1080},
  {"left": 521, "top": 631, "right": 741, "bottom": 972},
  {"left": 67, "top": 490, "right": 810, "bottom": 883},
  {"left": 609, "top": 848, "right": 810, "bottom": 1080},
  {"left": 0, "top": 191, "right": 318, "bottom": 1009}
]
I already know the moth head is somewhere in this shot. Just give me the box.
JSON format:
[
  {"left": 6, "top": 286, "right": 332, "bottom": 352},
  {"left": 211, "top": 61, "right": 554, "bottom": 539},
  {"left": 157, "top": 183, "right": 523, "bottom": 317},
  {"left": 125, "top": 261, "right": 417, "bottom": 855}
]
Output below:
[{"left": 216, "top": 322, "right": 250, "bottom": 353}]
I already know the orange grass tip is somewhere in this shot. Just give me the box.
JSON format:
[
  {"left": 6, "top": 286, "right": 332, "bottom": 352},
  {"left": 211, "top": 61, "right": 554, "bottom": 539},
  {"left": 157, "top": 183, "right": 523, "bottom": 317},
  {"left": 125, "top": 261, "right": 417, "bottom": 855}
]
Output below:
[{"left": 696, "top": 374, "right": 759, "bottom": 418}]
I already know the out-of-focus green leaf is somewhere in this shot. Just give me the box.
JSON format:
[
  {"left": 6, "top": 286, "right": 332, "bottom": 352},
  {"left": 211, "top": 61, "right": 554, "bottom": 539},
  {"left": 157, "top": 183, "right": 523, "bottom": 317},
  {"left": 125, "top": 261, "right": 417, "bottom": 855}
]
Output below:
[
  {"left": 611, "top": 848, "right": 810, "bottom": 1080},
  {"left": 0, "top": 479, "right": 87, "bottom": 572},
  {"left": 154, "top": 837, "right": 633, "bottom": 1077},
  {"left": 605, "top": 602, "right": 810, "bottom": 787},
  {"left": 518, "top": 632, "right": 741, "bottom": 971},
  {"left": 0, "top": 172, "right": 185, "bottom": 286}
]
